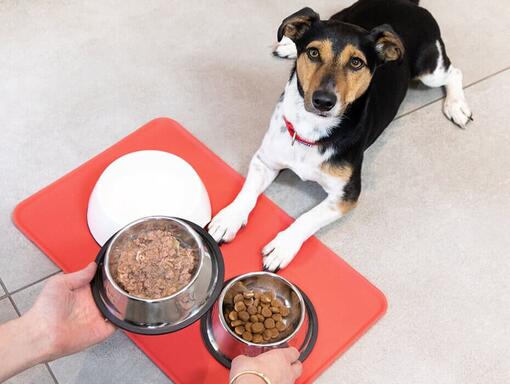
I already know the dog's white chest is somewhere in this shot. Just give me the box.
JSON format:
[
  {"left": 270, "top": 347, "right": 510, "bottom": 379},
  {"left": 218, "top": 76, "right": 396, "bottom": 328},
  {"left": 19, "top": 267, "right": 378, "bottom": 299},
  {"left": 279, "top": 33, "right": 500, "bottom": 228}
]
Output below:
[{"left": 258, "top": 107, "right": 340, "bottom": 192}]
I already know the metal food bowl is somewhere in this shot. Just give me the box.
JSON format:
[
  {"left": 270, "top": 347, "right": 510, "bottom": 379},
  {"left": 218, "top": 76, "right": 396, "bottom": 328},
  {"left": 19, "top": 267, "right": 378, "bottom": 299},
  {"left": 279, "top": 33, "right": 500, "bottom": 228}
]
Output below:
[
  {"left": 200, "top": 272, "right": 318, "bottom": 367},
  {"left": 91, "top": 216, "right": 224, "bottom": 335}
]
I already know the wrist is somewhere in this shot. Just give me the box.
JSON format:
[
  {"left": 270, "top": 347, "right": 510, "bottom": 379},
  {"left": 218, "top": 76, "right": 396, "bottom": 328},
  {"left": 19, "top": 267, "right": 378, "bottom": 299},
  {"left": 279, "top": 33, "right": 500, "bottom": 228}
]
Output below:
[
  {"left": 231, "top": 371, "right": 270, "bottom": 384},
  {"left": 0, "top": 315, "right": 52, "bottom": 382},
  {"left": 234, "top": 377, "right": 265, "bottom": 384},
  {"left": 17, "top": 313, "right": 54, "bottom": 364}
]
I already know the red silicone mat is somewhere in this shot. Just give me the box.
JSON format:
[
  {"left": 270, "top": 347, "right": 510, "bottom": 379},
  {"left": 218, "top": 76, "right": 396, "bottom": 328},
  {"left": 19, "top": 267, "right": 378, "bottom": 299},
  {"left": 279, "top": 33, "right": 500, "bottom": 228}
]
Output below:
[{"left": 13, "top": 118, "right": 386, "bottom": 383}]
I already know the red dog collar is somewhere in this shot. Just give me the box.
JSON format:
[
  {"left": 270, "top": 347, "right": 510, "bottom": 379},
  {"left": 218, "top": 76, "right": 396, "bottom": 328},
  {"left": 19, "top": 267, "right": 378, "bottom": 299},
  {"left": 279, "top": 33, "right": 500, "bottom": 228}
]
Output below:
[{"left": 283, "top": 116, "right": 317, "bottom": 147}]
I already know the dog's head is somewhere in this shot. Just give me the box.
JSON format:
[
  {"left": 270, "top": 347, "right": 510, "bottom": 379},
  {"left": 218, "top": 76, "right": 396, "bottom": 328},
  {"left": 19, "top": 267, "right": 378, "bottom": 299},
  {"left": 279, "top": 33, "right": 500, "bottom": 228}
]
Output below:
[{"left": 278, "top": 7, "right": 404, "bottom": 117}]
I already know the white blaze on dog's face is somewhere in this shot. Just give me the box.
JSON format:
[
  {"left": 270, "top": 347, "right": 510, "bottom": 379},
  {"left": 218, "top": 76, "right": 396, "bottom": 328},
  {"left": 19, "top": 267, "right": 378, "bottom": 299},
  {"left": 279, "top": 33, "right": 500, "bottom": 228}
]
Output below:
[{"left": 276, "top": 7, "right": 405, "bottom": 118}]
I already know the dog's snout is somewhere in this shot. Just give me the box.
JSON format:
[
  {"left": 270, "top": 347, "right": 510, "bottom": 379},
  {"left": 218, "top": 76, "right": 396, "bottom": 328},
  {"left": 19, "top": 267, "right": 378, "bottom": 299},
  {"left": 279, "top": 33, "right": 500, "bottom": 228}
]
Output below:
[{"left": 312, "top": 91, "right": 337, "bottom": 112}]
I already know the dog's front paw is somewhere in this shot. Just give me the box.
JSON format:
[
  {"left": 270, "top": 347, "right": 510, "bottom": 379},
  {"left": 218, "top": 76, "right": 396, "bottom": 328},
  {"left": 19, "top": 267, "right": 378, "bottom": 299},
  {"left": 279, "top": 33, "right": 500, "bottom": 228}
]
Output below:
[
  {"left": 262, "top": 232, "right": 302, "bottom": 272},
  {"left": 207, "top": 205, "right": 247, "bottom": 243},
  {"left": 272, "top": 36, "right": 297, "bottom": 59},
  {"left": 443, "top": 97, "right": 473, "bottom": 128}
]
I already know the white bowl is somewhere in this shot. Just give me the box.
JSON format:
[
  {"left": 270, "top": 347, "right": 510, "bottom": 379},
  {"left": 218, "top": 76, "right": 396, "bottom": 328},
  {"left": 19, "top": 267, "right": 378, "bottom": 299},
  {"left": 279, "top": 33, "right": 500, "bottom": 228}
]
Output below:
[{"left": 87, "top": 150, "right": 211, "bottom": 246}]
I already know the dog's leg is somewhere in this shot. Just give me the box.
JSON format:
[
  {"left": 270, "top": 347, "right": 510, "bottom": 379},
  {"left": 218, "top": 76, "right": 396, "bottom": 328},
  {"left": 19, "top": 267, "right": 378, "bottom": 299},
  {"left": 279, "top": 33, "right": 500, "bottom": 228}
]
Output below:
[
  {"left": 208, "top": 153, "right": 279, "bottom": 243},
  {"left": 262, "top": 196, "right": 356, "bottom": 271},
  {"left": 272, "top": 36, "right": 297, "bottom": 59},
  {"left": 418, "top": 40, "right": 472, "bottom": 128}
]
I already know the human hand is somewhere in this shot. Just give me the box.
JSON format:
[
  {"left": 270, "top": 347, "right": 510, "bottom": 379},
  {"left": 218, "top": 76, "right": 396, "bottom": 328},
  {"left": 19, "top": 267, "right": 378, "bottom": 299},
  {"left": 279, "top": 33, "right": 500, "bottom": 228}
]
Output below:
[
  {"left": 24, "top": 262, "right": 116, "bottom": 362},
  {"left": 230, "top": 347, "right": 303, "bottom": 384}
]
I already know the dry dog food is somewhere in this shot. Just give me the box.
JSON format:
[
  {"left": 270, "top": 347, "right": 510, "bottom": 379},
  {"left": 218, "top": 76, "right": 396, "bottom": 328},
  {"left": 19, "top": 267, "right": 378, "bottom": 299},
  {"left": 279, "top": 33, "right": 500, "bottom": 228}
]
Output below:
[
  {"left": 109, "top": 229, "right": 197, "bottom": 299},
  {"left": 225, "top": 289, "right": 291, "bottom": 344}
]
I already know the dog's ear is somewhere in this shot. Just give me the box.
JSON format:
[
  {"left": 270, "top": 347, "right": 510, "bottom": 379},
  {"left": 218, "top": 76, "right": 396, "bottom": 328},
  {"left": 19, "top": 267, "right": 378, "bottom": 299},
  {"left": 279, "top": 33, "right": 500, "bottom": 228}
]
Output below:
[
  {"left": 370, "top": 24, "right": 405, "bottom": 63},
  {"left": 277, "top": 7, "right": 320, "bottom": 42}
]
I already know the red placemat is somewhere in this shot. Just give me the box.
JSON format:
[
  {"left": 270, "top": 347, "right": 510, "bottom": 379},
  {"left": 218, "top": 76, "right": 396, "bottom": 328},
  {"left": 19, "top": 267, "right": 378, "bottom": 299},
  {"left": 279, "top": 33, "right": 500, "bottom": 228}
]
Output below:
[{"left": 13, "top": 118, "right": 386, "bottom": 383}]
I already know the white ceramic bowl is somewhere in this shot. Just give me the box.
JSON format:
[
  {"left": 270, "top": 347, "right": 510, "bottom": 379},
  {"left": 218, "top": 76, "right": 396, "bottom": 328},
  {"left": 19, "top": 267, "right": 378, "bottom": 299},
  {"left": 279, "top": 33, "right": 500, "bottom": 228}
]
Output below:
[{"left": 87, "top": 150, "right": 211, "bottom": 246}]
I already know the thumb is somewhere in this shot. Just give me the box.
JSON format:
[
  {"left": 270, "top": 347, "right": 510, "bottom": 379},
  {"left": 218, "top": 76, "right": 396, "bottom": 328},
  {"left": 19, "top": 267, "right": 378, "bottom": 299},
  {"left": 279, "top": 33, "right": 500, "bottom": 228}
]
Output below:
[{"left": 64, "top": 262, "right": 97, "bottom": 290}]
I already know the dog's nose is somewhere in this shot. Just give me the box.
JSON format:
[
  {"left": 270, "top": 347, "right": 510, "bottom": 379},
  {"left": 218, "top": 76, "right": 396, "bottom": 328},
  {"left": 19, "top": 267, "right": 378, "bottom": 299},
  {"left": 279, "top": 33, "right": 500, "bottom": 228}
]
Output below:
[{"left": 312, "top": 91, "right": 337, "bottom": 112}]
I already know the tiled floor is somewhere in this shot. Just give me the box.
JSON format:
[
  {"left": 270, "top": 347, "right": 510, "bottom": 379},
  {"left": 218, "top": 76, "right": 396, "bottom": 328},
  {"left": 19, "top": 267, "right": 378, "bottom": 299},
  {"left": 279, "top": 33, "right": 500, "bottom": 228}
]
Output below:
[{"left": 1, "top": 1, "right": 509, "bottom": 383}]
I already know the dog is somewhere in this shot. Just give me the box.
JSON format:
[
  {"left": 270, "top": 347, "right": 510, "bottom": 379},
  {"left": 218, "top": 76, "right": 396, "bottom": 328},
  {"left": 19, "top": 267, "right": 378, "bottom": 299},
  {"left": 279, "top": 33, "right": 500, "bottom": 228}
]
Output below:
[{"left": 208, "top": 0, "right": 472, "bottom": 271}]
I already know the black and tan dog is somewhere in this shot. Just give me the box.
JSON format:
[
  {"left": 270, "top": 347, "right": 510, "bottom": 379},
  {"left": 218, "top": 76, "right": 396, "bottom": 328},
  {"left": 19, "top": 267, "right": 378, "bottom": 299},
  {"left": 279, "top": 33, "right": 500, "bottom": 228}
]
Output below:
[{"left": 208, "top": 0, "right": 472, "bottom": 271}]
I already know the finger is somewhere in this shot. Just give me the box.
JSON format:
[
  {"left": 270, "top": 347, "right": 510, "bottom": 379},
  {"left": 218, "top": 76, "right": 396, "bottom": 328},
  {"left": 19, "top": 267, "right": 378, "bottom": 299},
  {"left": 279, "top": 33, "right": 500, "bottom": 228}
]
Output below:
[
  {"left": 64, "top": 262, "right": 97, "bottom": 290},
  {"left": 280, "top": 347, "right": 300, "bottom": 363},
  {"left": 101, "top": 320, "right": 117, "bottom": 338},
  {"left": 291, "top": 361, "right": 303, "bottom": 379}
]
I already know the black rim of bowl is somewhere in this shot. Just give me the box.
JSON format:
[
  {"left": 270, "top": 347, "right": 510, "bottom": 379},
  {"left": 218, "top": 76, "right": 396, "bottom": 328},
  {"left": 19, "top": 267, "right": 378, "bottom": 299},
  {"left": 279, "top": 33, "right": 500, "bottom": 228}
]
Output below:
[
  {"left": 200, "top": 279, "right": 318, "bottom": 368},
  {"left": 91, "top": 218, "right": 225, "bottom": 335}
]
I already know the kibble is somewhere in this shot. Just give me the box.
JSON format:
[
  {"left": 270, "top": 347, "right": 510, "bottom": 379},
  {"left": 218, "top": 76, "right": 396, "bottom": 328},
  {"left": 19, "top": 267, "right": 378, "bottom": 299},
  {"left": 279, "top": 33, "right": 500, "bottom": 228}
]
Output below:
[
  {"left": 264, "top": 318, "right": 275, "bottom": 329},
  {"left": 225, "top": 286, "right": 292, "bottom": 344},
  {"left": 238, "top": 311, "right": 250, "bottom": 322},
  {"left": 253, "top": 334, "right": 263, "bottom": 343},
  {"left": 261, "top": 307, "right": 273, "bottom": 318},
  {"left": 242, "top": 331, "right": 253, "bottom": 342},
  {"left": 276, "top": 320, "right": 286, "bottom": 332},
  {"left": 234, "top": 294, "right": 244, "bottom": 303},
  {"left": 244, "top": 298, "right": 254, "bottom": 306},
  {"left": 260, "top": 294, "right": 272, "bottom": 304},
  {"left": 234, "top": 301, "right": 246, "bottom": 312},
  {"left": 252, "top": 322, "right": 264, "bottom": 334}
]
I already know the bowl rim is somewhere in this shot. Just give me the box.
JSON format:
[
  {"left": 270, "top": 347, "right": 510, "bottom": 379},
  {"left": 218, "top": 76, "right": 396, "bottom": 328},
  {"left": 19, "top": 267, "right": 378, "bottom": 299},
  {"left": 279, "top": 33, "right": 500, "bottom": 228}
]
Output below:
[
  {"left": 103, "top": 215, "right": 206, "bottom": 303},
  {"left": 217, "top": 271, "right": 306, "bottom": 347}
]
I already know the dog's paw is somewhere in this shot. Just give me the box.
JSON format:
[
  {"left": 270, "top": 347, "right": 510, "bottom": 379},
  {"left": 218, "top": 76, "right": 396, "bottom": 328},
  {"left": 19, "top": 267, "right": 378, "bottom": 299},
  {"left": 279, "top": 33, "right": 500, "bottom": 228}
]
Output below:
[
  {"left": 207, "top": 205, "right": 247, "bottom": 243},
  {"left": 443, "top": 97, "right": 473, "bottom": 128},
  {"left": 272, "top": 36, "right": 297, "bottom": 59},
  {"left": 262, "top": 232, "right": 301, "bottom": 272}
]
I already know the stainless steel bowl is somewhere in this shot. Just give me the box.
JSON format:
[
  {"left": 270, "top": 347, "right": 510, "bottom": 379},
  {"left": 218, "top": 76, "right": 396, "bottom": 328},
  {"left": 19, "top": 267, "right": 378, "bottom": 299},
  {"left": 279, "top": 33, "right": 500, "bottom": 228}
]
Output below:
[
  {"left": 205, "top": 272, "right": 310, "bottom": 360},
  {"left": 92, "top": 216, "right": 224, "bottom": 334}
]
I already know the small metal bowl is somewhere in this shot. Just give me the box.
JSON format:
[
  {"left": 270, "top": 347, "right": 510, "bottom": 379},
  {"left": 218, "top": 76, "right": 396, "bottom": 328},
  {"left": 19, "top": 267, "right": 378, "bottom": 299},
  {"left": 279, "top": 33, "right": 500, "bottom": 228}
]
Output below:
[
  {"left": 201, "top": 272, "right": 318, "bottom": 366},
  {"left": 92, "top": 216, "right": 224, "bottom": 335}
]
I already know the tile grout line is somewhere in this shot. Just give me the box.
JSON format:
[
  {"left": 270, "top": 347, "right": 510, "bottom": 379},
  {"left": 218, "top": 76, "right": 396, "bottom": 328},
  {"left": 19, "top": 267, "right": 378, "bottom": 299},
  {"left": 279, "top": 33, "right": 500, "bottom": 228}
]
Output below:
[
  {"left": 45, "top": 363, "right": 59, "bottom": 384},
  {"left": 394, "top": 64, "right": 510, "bottom": 121},
  {"left": 7, "top": 294, "right": 22, "bottom": 317},
  {"left": 394, "top": 96, "right": 444, "bottom": 121},
  {"left": 9, "top": 270, "right": 61, "bottom": 296},
  {"left": 0, "top": 278, "right": 7, "bottom": 300},
  {"left": 463, "top": 65, "right": 510, "bottom": 90},
  {"left": 0, "top": 278, "right": 9, "bottom": 301},
  {"left": 0, "top": 277, "right": 21, "bottom": 317}
]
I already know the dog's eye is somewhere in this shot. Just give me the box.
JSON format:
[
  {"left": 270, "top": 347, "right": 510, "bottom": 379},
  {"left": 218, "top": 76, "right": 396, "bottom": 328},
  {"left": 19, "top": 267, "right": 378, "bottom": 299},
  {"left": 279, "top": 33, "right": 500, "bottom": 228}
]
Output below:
[
  {"left": 349, "top": 57, "right": 365, "bottom": 70},
  {"left": 307, "top": 47, "right": 320, "bottom": 61}
]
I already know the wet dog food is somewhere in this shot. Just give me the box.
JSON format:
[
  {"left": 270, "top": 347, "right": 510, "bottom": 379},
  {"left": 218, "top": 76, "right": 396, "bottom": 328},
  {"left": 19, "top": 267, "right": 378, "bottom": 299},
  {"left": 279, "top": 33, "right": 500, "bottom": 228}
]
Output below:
[
  {"left": 109, "top": 229, "right": 197, "bottom": 299},
  {"left": 225, "top": 289, "right": 291, "bottom": 344}
]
